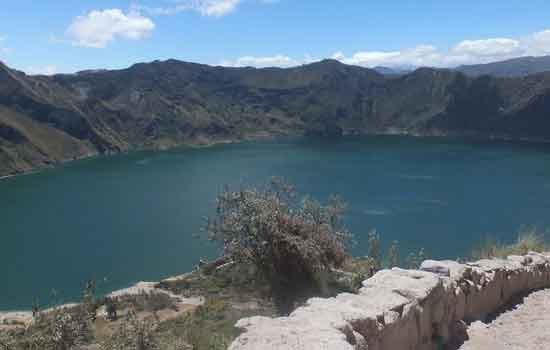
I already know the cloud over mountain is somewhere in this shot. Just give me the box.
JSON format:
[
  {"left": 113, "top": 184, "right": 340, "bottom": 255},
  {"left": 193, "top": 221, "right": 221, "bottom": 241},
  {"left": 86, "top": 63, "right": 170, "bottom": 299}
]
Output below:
[
  {"left": 222, "top": 28, "right": 550, "bottom": 69},
  {"left": 67, "top": 9, "right": 155, "bottom": 48}
]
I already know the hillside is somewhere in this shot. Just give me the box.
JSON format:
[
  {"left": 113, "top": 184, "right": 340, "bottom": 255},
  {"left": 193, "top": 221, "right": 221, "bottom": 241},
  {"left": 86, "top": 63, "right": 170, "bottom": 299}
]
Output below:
[
  {"left": 1, "top": 59, "right": 550, "bottom": 176},
  {"left": 457, "top": 56, "right": 550, "bottom": 77}
]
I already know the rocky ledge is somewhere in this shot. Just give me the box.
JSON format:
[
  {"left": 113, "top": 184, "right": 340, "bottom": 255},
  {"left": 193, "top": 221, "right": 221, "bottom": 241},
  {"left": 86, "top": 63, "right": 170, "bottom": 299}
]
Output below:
[{"left": 229, "top": 252, "right": 550, "bottom": 350}]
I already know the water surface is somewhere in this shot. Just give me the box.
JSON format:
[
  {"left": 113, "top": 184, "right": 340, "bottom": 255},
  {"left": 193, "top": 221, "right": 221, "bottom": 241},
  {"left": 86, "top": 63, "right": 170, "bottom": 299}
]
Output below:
[{"left": 2, "top": 136, "right": 550, "bottom": 310}]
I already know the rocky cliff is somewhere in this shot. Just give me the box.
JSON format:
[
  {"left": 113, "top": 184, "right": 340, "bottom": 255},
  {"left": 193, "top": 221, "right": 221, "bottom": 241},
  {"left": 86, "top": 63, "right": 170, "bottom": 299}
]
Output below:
[
  {"left": 229, "top": 252, "right": 550, "bottom": 350},
  {"left": 2, "top": 59, "right": 550, "bottom": 176}
]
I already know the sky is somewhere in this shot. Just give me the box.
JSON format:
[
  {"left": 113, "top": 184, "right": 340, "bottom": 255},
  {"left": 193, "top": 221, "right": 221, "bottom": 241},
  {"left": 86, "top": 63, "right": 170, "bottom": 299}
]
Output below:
[{"left": 1, "top": 0, "right": 550, "bottom": 75}]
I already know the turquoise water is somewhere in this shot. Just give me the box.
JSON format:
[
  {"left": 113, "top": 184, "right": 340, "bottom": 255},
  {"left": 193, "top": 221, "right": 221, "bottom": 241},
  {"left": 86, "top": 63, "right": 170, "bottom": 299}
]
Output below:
[{"left": 2, "top": 136, "right": 550, "bottom": 310}]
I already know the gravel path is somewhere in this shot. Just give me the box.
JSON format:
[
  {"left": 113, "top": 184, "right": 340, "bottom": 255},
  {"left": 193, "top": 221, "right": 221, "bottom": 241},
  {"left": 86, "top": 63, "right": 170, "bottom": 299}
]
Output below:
[{"left": 459, "top": 289, "right": 550, "bottom": 350}]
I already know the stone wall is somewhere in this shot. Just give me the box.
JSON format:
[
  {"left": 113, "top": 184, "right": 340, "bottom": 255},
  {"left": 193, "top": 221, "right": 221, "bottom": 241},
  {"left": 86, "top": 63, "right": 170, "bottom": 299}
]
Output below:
[{"left": 229, "top": 252, "right": 550, "bottom": 350}]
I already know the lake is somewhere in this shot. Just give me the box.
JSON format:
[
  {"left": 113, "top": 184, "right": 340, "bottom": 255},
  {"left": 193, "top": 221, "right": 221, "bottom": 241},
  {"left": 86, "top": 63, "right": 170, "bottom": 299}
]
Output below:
[{"left": 2, "top": 135, "right": 550, "bottom": 310}]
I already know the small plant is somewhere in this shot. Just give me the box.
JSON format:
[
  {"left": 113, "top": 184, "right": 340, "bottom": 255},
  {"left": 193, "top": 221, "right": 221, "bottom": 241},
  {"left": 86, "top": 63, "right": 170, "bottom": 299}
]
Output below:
[
  {"left": 388, "top": 240, "right": 399, "bottom": 268},
  {"left": 100, "top": 310, "right": 159, "bottom": 350},
  {"left": 349, "top": 271, "right": 367, "bottom": 292},
  {"left": 82, "top": 280, "right": 99, "bottom": 322},
  {"left": 406, "top": 248, "right": 427, "bottom": 269},
  {"left": 21, "top": 305, "right": 92, "bottom": 350},
  {"left": 366, "top": 230, "right": 382, "bottom": 273},
  {"left": 1, "top": 282, "right": 101, "bottom": 350},
  {"left": 0, "top": 331, "right": 18, "bottom": 350},
  {"left": 176, "top": 297, "right": 234, "bottom": 350},
  {"left": 31, "top": 297, "right": 40, "bottom": 318},
  {"left": 126, "top": 291, "right": 178, "bottom": 313},
  {"left": 105, "top": 297, "right": 118, "bottom": 321}
]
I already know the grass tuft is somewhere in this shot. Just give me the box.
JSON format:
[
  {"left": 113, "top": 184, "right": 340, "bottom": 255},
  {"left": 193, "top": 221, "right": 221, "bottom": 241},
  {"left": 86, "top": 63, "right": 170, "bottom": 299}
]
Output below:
[{"left": 472, "top": 226, "right": 548, "bottom": 259}]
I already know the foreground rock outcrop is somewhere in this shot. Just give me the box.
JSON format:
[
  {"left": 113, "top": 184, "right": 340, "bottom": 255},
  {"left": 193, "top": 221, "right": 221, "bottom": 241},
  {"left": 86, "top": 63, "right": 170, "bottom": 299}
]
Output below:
[{"left": 229, "top": 252, "right": 550, "bottom": 350}]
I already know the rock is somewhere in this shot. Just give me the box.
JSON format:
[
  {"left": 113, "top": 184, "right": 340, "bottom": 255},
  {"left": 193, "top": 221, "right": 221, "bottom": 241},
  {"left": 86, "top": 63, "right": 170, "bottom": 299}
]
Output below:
[
  {"left": 420, "top": 260, "right": 451, "bottom": 276},
  {"left": 229, "top": 252, "right": 550, "bottom": 350},
  {"left": 362, "top": 268, "right": 442, "bottom": 301}
]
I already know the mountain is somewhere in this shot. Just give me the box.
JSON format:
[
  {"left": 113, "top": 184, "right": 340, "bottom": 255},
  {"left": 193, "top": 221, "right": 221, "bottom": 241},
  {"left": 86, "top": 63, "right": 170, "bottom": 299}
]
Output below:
[
  {"left": 456, "top": 56, "right": 550, "bottom": 77},
  {"left": 1, "top": 58, "right": 550, "bottom": 176}
]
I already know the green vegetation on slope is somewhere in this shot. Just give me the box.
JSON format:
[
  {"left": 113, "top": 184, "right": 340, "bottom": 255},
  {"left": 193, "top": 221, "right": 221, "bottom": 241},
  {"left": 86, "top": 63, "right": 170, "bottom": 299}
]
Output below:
[{"left": 3, "top": 58, "right": 550, "bottom": 176}]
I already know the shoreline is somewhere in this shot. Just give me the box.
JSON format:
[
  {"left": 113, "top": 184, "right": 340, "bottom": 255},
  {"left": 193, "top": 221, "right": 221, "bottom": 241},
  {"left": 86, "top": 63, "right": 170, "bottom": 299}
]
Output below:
[
  {"left": 0, "top": 273, "right": 204, "bottom": 327},
  {"left": 0, "top": 131, "right": 281, "bottom": 182},
  {"left": 2, "top": 131, "right": 550, "bottom": 182}
]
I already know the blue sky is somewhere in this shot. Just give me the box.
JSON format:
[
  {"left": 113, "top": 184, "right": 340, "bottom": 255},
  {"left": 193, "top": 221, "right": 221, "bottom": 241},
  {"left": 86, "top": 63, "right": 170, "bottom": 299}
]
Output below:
[{"left": 1, "top": 0, "right": 550, "bottom": 74}]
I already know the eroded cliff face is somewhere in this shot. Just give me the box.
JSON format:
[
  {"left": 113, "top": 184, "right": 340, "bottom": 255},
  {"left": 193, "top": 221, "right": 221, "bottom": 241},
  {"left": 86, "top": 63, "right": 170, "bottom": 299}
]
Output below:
[
  {"left": 229, "top": 252, "right": 550, "bottom": 350},
  {"left": 2, "top": 59, "right": 550, "bottom": 176}
]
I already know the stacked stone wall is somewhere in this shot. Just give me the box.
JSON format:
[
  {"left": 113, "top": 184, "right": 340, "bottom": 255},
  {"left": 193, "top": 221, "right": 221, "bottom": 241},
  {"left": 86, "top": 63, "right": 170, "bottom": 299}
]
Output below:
[{"left": 230, "top": 252, "right": 550, "bottom": 350}]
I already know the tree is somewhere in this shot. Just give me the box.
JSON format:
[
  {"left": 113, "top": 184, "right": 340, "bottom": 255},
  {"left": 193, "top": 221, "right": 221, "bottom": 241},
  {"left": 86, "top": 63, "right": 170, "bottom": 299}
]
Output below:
[{"left": 206, "top": 178, "right": 352, "bottom": 312}]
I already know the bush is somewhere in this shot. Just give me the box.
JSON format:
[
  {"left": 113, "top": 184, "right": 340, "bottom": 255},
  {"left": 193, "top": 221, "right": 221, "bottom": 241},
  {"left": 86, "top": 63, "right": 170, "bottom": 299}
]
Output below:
[
  {"left": 206, "top": 178, "right": 352, "bottom": 311},
  {"left": 7, "top": 305, "right": 93, "bottom": 350},
  {"left": 123, "top": 291, "right": 178, "bottom": 313},
  {"left": 100, "top": 311, "right": 159, "bottom": 350}
]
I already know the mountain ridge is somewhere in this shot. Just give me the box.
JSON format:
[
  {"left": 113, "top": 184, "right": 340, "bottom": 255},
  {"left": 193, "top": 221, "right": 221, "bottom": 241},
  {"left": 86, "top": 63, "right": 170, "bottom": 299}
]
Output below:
[
  {"left": 1, "top": 58, "right": 550, "bottom": 176},
  {"left": 457, "top": 56, "right": 550, "bottom": 77}
]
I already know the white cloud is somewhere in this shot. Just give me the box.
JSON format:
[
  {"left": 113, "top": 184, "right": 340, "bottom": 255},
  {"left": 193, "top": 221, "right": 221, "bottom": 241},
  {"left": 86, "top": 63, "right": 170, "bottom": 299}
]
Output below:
[
  {"left": 25, "top": 65, "right": 59, "bottom": 76},
  {"left": 525, "top": 29, "right": 550, "bottom": 56},
  {"left": 199, "top": 0, "right": 241, "bottom": 16},
  {"left": 136, "top": 0, "right": 242, "bottom": 17},
  {"left": 222, "top": 28, "right": 550, "bottom": 69},
  {"left": 66, "top": 9, "right": 155, "bottom": 48},
  {"left": 220, "top": 54, "right": 317, "bottom": 68},
  {"left": 335, "top": 29, "right": 550, "bottom": 68},
  {"left": 220, "top": 54, "right": 298, "bottom": 68},
  {"left": 452, "top": 38, "right": 521, "bottom": 58},
  {"left": 335, "top": 45, "right": 443, "bottom": 68}
]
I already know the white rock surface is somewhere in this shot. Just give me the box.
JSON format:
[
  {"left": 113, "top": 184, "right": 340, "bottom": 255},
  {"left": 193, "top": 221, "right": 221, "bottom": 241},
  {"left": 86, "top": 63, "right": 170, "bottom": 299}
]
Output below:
[
  {"left": 230, "top": 252, "right": 550, "bottom": 350},
  {"left": 459, "top": 288, "right": 550, "bottom": 350},
  {"left": 107, "top": 281, "right": 204, "bottom": 306}
]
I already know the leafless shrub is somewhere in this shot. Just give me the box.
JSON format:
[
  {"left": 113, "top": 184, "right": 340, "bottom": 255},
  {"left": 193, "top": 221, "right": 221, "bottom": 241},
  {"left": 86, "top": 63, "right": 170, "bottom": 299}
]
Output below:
[
  {"left": 388, "top": 240, "right": 399, "bottom": 268},
  {"left": 206, "top": 178, "right": 353, "bottom": 311}
]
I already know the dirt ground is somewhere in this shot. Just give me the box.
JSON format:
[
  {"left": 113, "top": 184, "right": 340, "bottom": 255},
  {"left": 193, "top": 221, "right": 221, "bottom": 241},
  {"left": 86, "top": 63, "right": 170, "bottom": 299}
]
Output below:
[{"left": 459, "top": 289, "right": 550, "bottom": 350}]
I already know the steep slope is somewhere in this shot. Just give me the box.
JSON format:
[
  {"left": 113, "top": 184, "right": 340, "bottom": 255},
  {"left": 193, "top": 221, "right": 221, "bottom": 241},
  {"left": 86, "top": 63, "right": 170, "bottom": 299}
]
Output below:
[
  {"left": 1, "top": 59, "right": 550, "bottom": 176},
  {"left": 457, "top": 56, "right": 550, "bottom": 77},
  {"left": 0, "top": 63, "right": 100, "bottom": 175}
]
